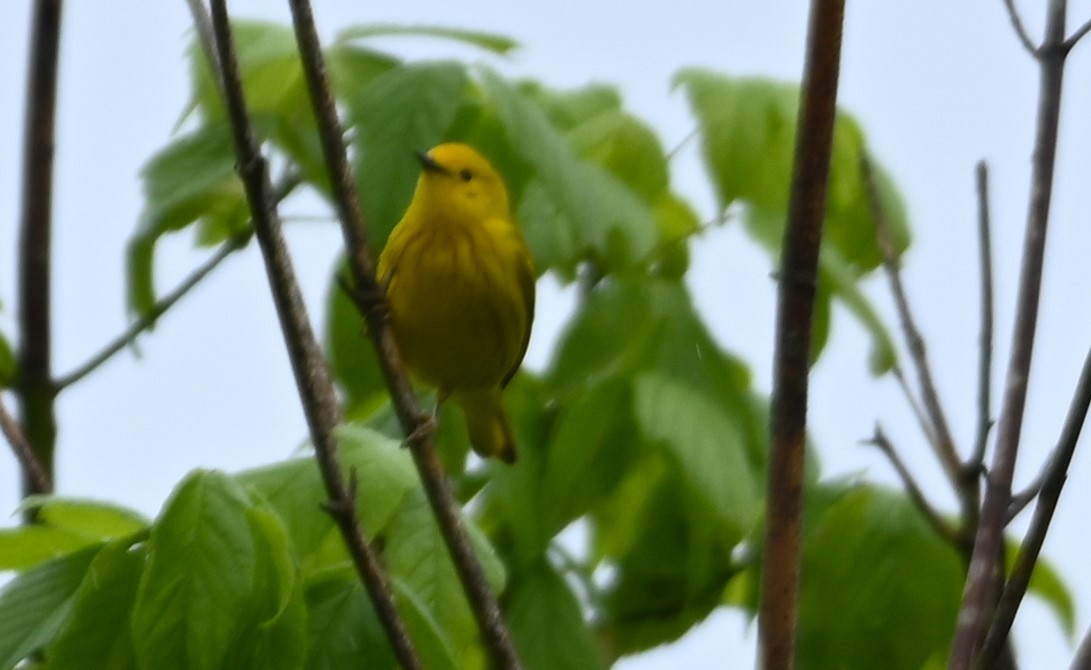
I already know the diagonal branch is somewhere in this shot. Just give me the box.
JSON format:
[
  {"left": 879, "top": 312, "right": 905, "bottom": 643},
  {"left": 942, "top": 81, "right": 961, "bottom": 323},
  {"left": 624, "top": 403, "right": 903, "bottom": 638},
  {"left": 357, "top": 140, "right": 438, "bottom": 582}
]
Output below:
[
  {"left": 1003, "top": 0, "right": 1041, "bottom": 56},
  {"left": 862, "top": 154, "right": 964, "bottom": 495},
  {"left": 1071, "top": 622, "right": 1091, "bottom": 670},
  {"left": 1062, "top": 16, "right": 1091, "bottom": 52},
  {"left": 0, "top": 394, "right": 52, "bottom": 494},
  {"left": 759, "top": 0, "right": 845, "bottom": 667},
  {"left": 17, "top": 0, "right": 64, "bottom": 498},
  {"left": 975, "top": 341, "right": 1091, "bottom": 668},
  {"left": 281, "top": 1, "right": 523, "bottom": 667},
  {"left": 969, "top": 161, "right": 995, "bottom": 475},
  {"left": 863, "top": 425, "right": 959, "bottom": 546},
  {"left": 201, "top": 3, "right": 423, "bottom": 669},
  {"left": 55, "top": 239, "right": 240, "bottom": 390},
  {"left": 949, "top": 1, "right": 1070, "bottom": 667}
]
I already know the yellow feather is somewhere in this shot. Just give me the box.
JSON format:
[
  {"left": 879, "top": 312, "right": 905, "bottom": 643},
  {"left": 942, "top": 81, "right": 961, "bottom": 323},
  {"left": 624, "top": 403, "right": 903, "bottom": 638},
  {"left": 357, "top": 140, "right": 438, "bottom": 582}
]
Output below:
[{"left": 377, "top": 143, "right": 535, "bottom": 463}]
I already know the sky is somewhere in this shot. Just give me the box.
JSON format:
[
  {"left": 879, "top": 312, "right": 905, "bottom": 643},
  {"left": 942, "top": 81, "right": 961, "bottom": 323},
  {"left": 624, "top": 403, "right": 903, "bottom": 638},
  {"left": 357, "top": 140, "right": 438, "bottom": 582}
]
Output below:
[{"left": 3, "top": 1, "right": 1091, "bottom": 667}]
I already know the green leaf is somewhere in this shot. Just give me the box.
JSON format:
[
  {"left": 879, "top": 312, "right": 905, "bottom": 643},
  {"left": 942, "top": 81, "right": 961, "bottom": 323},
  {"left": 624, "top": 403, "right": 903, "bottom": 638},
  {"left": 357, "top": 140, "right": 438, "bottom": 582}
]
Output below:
[
  {"left": 128, "top": 122, "right": 247, "bottom": 317},
  {"left": 568, "top": 109, "right": 669, "bottom": 202},
  {"left": 303, "top": 571, "right": 396, "bottom": 670},
  {"left": 131, "top": 470, "right": 258, "bottom": 670},
  {"left": 19, "top": 496, "right": 149, "bottom": 541},
  {"left": 633, "top": 373, "right": 760, "bottom": 538},
  {"left": 480, "top": 68, "right": 657, "bottom": 277},
  {"left": 49, "top": 539, "right": 145, "bottom": 669},
  {"left": 325, "top": 258, "right": 387, "bottom": 414},
  {"left": 0, "top": 526, "right": 103, "bottom": 571},
  {"left": 1005, "top": 541, "right": 1076, "bottom": 639},
  {"left": 0, "top": 543, "right": 102, "bottom": 669},
  {"left": 352, "top": 61, "right": 469, "bottom": 250},
  {"left": 507, "top": 558, "right": 606, "bottom": 670},
  {"left": 518, "top": 82, "right": 622, "bottom": 132},
  {"left": 224, "top": 506, "right": 308, "bottom": 670},
  {"left": 0, "top": 332, "right": 14, "bottom": 388},
  {"left": 336, "top": 24, "right": 519, "bottom": 55},
  {"left": 798, "top": 486, "right": 964, "bottom": 670},
  {"left": 392, "top": 578, "right": 461, "bottom": 670}
]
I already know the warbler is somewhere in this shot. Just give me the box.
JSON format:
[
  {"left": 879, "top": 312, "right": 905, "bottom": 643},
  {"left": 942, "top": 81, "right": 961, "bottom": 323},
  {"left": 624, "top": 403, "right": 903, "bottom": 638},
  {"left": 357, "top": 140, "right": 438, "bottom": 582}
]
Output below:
[{"left": 377, "top": 143, "right": 535, "bottom": 463}]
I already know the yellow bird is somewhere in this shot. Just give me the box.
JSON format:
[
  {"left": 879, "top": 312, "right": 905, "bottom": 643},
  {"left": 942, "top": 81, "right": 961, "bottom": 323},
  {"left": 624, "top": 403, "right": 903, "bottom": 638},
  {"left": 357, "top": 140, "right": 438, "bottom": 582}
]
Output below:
[{"left": 377, "top": 143, "right": 535, "bottom": 463}]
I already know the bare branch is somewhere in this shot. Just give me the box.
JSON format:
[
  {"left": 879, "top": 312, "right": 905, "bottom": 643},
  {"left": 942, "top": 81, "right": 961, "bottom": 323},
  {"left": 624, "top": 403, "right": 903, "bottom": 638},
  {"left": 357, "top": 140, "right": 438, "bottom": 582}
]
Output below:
[
  {"left": 892, "top": 365, "right": 938, "bottom": 445},
  {"left": 0, "top": 394, "right": 52, "bottom": 494},
  {"left": 862, "top": 154, "right": 963, "bottom": 492},
  {"left": 970, "top": 162, "right": 996, "bottom": 473},
  {"left": 949, "top": 2, "right": 1070, "bottom": 667},
  {"left": 17, "top": 0, "right": 64, "bottom": 497},
  {"left": 863, "top": 426, "right": 959, "bottom": 546},
  {"left": 760, "top": 1, "right": 845, "bottom": 667},
  {"left": 1071, "top": 622, "right": 1091, "bottom": 670},
  {"left": 1062, "top": 16, "right": 1091, "bottom": 52},
  {"left": 976, "top": 341, "right": 1091, "bottom": 667},
  {"left": 202, "top": 4, "right": 423, "bottom": 668},
  {"left": 55, "top": 239, "right": 239, "bottom": 390},
  {"left": 1003, "top": 0, "right": 1041, "bottom": 56},
  {"left": 281, "top": 1, "right": 523, "bottom": 667}
]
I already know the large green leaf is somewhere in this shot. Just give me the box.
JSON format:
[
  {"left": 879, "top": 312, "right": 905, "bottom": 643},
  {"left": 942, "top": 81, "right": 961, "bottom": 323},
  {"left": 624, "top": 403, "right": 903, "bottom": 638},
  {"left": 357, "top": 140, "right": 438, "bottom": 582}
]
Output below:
[
  {"left": 303, "top": 570, "right": 397, "bottom": 670},
  {"left": 131, "top": 471, "right": 258, "bottom": 670},
  {"left": 675, "top": 68, "right": 910, "bottom": 274},
  {"left": 48, "top": 539, "right": 145, "bottom": 669},
  {"left": 798, "top": 486, "right": 963, "bottom": 670},
  {"left": 0, "top": 526, "right": 103, "bottom": 572},
  {"left": 0, "top": 543, "right": 103, "bottom": 669},
  {"left": 506, "top": 558, "right": 606, "bottom": 670},
  {"left": 633, "top": 373, "right": 759, "bottom": 538},
  {"left": 352, "top": 61, "right": 469, "bottom": 250},
  {"left": 480, "top": 68, "right": 657, "bottom": 278},
  {"left": 19, "top": 496, "right": 149, "bottom": 541}
]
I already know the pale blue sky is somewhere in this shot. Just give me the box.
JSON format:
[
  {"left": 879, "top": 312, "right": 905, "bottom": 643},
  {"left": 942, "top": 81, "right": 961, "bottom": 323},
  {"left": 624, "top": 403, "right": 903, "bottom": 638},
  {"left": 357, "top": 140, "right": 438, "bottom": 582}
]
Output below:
[{"left": 3, "top": 1, "right": 1091, "bottom": 667}]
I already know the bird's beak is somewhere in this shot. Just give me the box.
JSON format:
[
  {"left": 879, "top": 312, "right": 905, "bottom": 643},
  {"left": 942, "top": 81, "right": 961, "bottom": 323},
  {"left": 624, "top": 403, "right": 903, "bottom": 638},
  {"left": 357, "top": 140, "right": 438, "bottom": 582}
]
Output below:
[{"left": 415, "top": 150, "right": 449, "bottom": 175}]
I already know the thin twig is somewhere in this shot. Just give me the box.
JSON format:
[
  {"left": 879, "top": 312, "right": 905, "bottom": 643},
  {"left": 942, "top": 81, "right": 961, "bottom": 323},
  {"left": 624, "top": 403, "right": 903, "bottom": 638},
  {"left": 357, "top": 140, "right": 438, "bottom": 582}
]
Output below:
[
  {"left": 862, "top": 153, "right": 964, "bottom": 494},
  {"left": 975, "top": 342, "right": 1091, "bottom": 668},
  {"left": 1003, "top": 0, "right": 1041, "bottom": 56},
  {"left": 55, "top": 239, "right": 240, "bottom": 390},
  {"left": 0, "top": 394, "right": 52, "bottom": 494},
  {"left": 949, "top": 2, "right": 1069, "bottom": 667},
  {"left": 892, "top": 365, "right": 938, "bottom": 445},
  {"left": 759, "top": 1, "right": 845, "bottom": 667},
  {"left": 1062, "top": 16, "right": 1091, "bottom": 52},
  {"left": 281, "top": 1, "right": 523, "bottom": 667},
  {"left": 1006, "top": 472, "right": 1044, "bottom": 523},
  {"left": 969, "top": 161, "right": 995, "bottom": 476},
  {"left": 16, "top": 0, "right": 64, "bottom": 498},
  {"left": 863, "top": 426, "right": 959, "bottom": 546},
  {"left": 1072, "top": 623, "right": 1091, "bottom": 670},
  {"left": 202, "top": 4, "right": 423, "bottom": 669}
]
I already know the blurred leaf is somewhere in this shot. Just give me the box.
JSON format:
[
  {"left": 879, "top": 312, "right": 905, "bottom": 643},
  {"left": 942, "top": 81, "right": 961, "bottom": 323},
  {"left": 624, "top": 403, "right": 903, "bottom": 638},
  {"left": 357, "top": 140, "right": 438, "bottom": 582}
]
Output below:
[
  {"left": 327, "top": 44, "right": 402, "bottom": 100},
  {"left": 1005, "top": 541, "right": 1076, "bottom": 639},
  {"left": 392, "top": 578, "right": 462, "bottom": 670},
  {"left": 128, "top": 122, "right": 247, "bottom": 317},
  {"left": 303, "top": 570, "right": 396, "bottom": 670},
  {"left": 337, "top": 24, "right": 518, "bottom": 55},
  {"left": 0, "top": 333, "right": 14, "bottom": 388},
  {"left": 518, "top": 82, "right": 622, "bottom": 131},
  {"left": 19, "top": 496, "right": 149, "bottom": 541},
  {"left": 0, "top": 526, "right": 104, "bottom": 572},
  {"left": 352, "top": 61, "right": 469, "bottom": 250},
  {"left": 131, "top": 471, "right": 258, "bottom": 670},
  {"left": 224, "top": 506, "right": 308, "bottom": 670},
  {"left": 798, "top": 486, "right": 963, "bottom": 670},
  {"left": 633, "top": 373, "right": 760, "bottom": 537},
  {"left": 481, "top": 68, "right": 657, "bottom": 278},
  {"left": 568, "top": 109, "right": 668, "bottom": 201},
  {"left": 0, "top": 543, "right": 102, "bottom": 669},
  {"left": 676, "top": 69, "right": 910, "bottom": 275},
  {"left": 49, "top": 539, "right": 145, "bottom": 669},
  {"left": 325, "top": 258, "right": 387, "bottom": 414},
  {"left": 507, "top": 558, "right": 606, "bottom": 670}
]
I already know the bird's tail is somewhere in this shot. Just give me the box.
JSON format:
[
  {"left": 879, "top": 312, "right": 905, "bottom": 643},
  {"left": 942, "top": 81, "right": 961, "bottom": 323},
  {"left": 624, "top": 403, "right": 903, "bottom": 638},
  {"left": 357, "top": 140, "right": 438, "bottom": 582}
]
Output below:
[{"left": 452, "top": 387, "right": 517, "bottom": 463}]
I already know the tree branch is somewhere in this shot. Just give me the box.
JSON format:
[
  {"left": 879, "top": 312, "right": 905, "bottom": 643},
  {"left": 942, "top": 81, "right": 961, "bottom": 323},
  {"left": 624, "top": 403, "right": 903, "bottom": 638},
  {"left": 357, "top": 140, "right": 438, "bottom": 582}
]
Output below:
[
  {"left": 759, "top": 1, "right": 845, "bottom": 667},
  {"left": 863, "top": 425, "right": 959, "bottom": 546},
  {"left": 17, "top": 0, "right": 64, "bottom": 498},
  {"left": 0, "top": 393, "right": 52, "bottom": 494},
  {"left": 949, "top": 2, "right": 1069, "bottom": 667},
  {"left": 1071, "top": 622, "right": 1091, "bottom": 670},
  {"left": 862, "top": 153, "right": 964, "bottom": 496},
  {"left": 969, "top": 161, "right": 995, "bottom": 477},
  {"left": 55, "top": 239, "right": 240, "bottom": 390},
  {"left": 1003, "top": 0, "right": 1041, "bottom": 56},
  {"left": 975, "top": 341, "right": 1091, "bottom": 667},
  {"left": 202, "top": 4, "right": 423, "bottom": 669},
  {"left": 1062, "top": 16, "right": 1091, "bottom": 52},
  {"left": 280, "top": 1, "right": 523, "bottom": 668}
]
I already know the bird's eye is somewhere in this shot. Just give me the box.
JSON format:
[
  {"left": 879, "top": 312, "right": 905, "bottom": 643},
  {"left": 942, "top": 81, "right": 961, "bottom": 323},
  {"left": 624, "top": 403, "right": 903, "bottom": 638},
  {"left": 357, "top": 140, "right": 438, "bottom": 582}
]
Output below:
[{"left": 459, "top": 168, "right": 473, "bottom": 182}]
